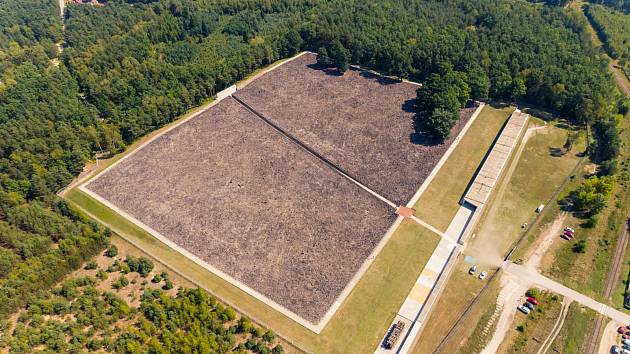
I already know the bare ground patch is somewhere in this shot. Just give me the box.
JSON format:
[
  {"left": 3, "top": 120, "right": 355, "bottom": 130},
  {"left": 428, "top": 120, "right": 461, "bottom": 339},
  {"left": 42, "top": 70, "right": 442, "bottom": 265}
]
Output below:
[{"left": 84, "top": 97, "right": 395, "bottom": 324}]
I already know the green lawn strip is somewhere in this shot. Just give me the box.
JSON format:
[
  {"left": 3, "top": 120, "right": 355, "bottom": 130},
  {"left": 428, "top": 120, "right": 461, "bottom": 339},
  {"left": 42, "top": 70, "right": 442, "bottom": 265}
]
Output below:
[
  {"left": 437, "top": 274, "right": 501, "bottom": 354},
  {"left": 411, "top": 260, "right": 492, "bottom": 353},
  {"left": 473, "top": 121, "right": 584, "bottom": 263},
  {"left": 503, "top": 290, "right": 563, "bottom": 354},
  {"left": 548, "top": 302, "right": 597, "bottom": 353},
  {"left": 65, "top": 188, "right": 439, "bottom": 353},
  {"left": 413, "top": 104, "right": 514, "bottom": 231}
]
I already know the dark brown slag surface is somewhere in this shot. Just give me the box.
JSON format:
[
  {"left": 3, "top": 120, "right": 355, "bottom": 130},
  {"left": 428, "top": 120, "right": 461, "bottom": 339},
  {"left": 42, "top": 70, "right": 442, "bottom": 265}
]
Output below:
[
  {"left": 86, "top": 98, "right": 395, "bottom": 322},
  {"left": 85, "top": 55, "right": 473, "bottom": 324},
  {"left": 234, "top": 53, "right": 475, "bottom": 205}
]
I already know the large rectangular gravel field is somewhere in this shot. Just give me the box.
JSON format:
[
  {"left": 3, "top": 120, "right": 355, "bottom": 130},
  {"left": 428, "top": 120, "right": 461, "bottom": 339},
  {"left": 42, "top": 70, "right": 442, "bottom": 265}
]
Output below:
[
  {"left": 85, "top": 97, "right": 395, "bottom": 323},
  {"left": 235, "top": 53, "right": 475, "bottom": 205}
]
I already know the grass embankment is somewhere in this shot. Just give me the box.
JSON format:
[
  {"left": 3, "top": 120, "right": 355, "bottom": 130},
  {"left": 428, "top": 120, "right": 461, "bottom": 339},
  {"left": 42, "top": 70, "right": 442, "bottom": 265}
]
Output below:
[
  {"left": 545, "top": 114, "right": 630, "bottom": 302},
  {"left": 414, "top": 104, "right": 514, "bottom": 231},
  {"left": 549, "top": 302, "right": 597, "bottom": 353},
  {"left": 66, "top": 188, "right": 439, "bottom": 353},
  {"left": 498, "top": 290, "right": 563, "bottom": 354}
]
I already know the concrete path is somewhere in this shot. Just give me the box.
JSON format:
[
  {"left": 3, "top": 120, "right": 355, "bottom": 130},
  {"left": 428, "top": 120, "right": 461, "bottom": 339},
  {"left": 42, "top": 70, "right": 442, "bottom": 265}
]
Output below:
[{"left": 505, "top": 262, "right": 630, "bottom": 324}]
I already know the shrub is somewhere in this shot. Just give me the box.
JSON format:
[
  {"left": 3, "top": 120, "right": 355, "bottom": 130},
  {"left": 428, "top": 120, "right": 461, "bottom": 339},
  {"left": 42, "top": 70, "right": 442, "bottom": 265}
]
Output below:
[
  {"left": 525, "top": 288, "right": 541, "bottom": 298},
  {"left": 272, "top": 345, "right": 285, "bottom": 354},
  {"left": 162, "top": 279, "right": 173, "bottom": 290},
  {"left": 104, "top": 245, "right": 118, "bottom": 258},
  {"left": 84, "top": 261, "right": 97, "bottom": 270},
  {"left": 585, "top": 214, "right": 599, "bottom": 228},
  {"left": 238, "top": 317, "right": 253, "bottom": 333},
  {"left": 112, "top": 276, "right": 129, "bottom": 290},
  {"left": 96, "top": 270, "right": 108, "bottom": 280},
  {"left": 572, "top": 239, "right": 587, "bottom": 253},
  {"left": 151, "top": 274, "right": 162, "bottom": 283},
  {"left": 262, "top": 330, "right": 275, "bottom": 342}
]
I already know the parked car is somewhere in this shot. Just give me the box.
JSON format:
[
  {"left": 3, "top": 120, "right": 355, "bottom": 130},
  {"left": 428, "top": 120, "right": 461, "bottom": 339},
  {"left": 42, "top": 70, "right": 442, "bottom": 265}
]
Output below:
[
  {"left": 622, "top": 338, "right": 630, "bottom": 347},
  {"left": 479, "top": 271, "right": 487, "bottom": 280},
  {"left": 561, "top": 232, "right": 574, "bottom": 241},
  {"left": 517, "top": 305, "right": 531, "bottom": 314},
  {"left": 526, "top": 297, "right": 539, "bottom": 305},
  {"left": 469, "top": 265, "right": 477, "bottom": 275},
  {"left": 612, "top": 345, "right": 621, "bottom": 354},
  {"left": 618, "top": 326, "right": 626, "bottom": 334},
  {"left": 524, "top": 302, "right": 534, "bottom": 310},
  {"left": 565, "top": 227, "right": 575, "bottom": 233}
]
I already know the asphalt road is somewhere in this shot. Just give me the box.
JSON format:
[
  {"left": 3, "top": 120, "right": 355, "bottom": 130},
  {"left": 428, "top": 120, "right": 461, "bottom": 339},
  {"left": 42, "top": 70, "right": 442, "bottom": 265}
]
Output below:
[{"left": 505, "top": 262, "right": 630, "bottom": 324}]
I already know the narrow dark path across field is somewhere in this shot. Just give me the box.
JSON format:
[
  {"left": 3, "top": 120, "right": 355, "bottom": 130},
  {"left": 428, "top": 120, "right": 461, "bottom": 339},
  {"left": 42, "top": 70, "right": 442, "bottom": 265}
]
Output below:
[{"left": 232, "top": 95, "right": 397, "bottom": 210}]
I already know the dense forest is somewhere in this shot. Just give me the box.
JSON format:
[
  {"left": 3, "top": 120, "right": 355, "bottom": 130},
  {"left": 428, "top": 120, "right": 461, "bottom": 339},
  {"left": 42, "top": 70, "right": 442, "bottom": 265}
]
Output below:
[
  {"left": 0, "top": 0, "right": 626, "bottom": 328},
  {"left": 0, "top": 249, "right": 285, "bottom": 353},
  {"left": 585, "top": 4, "right": 630, "bottom": 68},
  {"left": 587, "top": 0, "right": 630, "bottom": 12}
]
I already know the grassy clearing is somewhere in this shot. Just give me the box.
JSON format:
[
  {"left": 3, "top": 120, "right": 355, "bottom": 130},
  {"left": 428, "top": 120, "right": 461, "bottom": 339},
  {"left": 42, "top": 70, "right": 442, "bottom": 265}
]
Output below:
[
  {"left": 413, "top": 104, "right": 513, "bottom": 231},
  {"left": 65, "top": 188, "right": 439, "bottom": 354},
  {"left": 469, "top": 120, "right": 585, "bottom": 265},
  {"left": 549, "top": 302, "right": 597, "bottom": 353},
  {"left": 498, "top": 290, "right": 563, "bottom": 354},
  {"left": 410, "top": 260, "right": 496, "bottom": 353},
  {"left": 412, "top": 116, "right": 584, "bottom": 353},
  {"left": 545, "top": 114, "right": 630, "bottom": 301}
]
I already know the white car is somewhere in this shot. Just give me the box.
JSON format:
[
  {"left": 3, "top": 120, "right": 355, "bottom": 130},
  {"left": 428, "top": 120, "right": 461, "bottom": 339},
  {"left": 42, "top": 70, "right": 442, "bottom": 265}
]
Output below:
[
  {"left": 517, "top": 305, "right": 530, "bottom": 314},
  {"left": 469, "top": 265, "right": 477, "bottom": 275},
  {"left": 479, "top": 271, "right": 487, "bottom": 280}
]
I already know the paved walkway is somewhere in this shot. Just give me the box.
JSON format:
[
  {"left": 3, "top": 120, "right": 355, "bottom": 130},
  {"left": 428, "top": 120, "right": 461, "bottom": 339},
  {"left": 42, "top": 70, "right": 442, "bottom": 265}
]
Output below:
[
  {"left": 464, "top": 110, "right": 529, "bottom": 207},
  {"left": 375, "top": 204, "right": 474, "bottom": 354},
  {"left": 505, "top": 262, "right": 630, "bottom": 324}
]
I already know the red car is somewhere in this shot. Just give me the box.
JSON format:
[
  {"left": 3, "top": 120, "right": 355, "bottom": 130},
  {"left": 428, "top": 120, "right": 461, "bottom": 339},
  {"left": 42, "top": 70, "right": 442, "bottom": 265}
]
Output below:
[
  {"left": 561, "top": 233, "right": 573, "bottom": 241},
  {"left": 526, "top": 297, "right": 539, "bottom": 305},
  {"left": 619, "top": 326, "right": 626, "bottom": 334}
]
